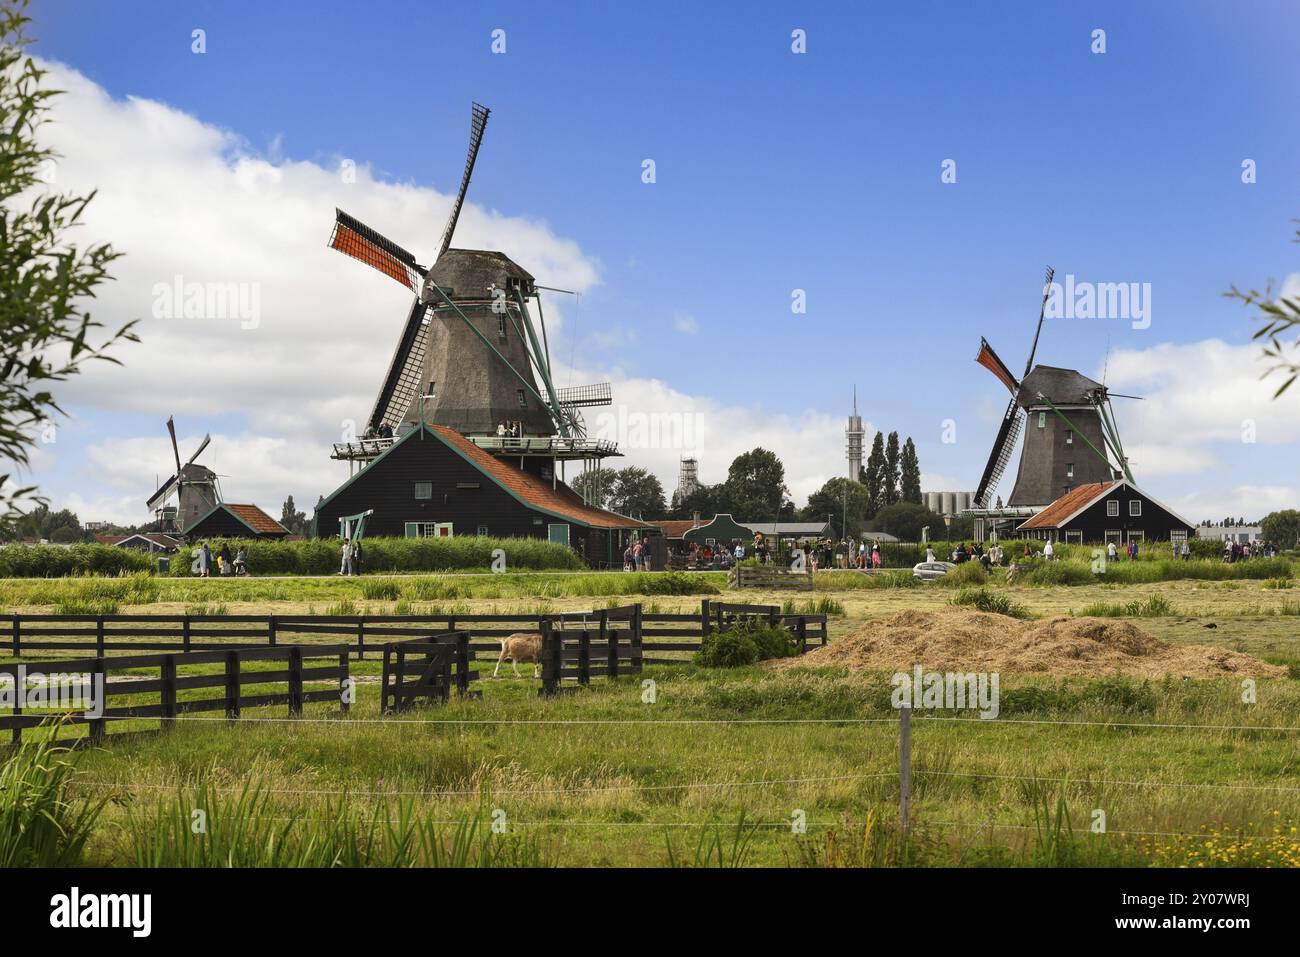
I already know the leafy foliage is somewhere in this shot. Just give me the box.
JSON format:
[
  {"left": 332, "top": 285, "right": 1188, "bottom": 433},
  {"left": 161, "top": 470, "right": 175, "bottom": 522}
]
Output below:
[
  {"left": 1226, "top": 221, "right": 1300, "bottom": 397},
  {"left": 0, "top": 2, "right": 138, "bottom": 527}
]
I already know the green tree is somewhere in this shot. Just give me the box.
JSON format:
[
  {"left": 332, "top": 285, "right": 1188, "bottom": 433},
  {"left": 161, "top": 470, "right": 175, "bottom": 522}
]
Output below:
[
  {"left": 608, "top": 466, "right": 667, "bottom": 519},
  {"left": 802, "top": 476, "right": 872, "bottom": 539},
  {"left": 1226, "top": 221, "right": 1300, "bottom": 396},
  {"left": 724, "top": 448, "right": 786, "bottom": 521},
  {"left": 1260, "top": 509, "right": 1300, "bottom": 550},
  {"left": 870, "top": 502, "right": 947, "bottom": 542},
  {"left": 570, "top": 466, "right": 617, "bottom": 509},
  {"left": 672, "top": 482, "right": 733, "bottom": 520},
  {"left": 0, "top": 2, "right": 138, "bottom": 529},
  {"left": 279, "top": 496, "right": 309, "bottom": 536},
  {"left": 883, "top": 432, "right": 901, "bottom": 506},
  {"left": 863, "top": 431, "right": 885, "bottom": 517},
  {"left": 899, "top": 436, "right": 921, "bottom": 504}
]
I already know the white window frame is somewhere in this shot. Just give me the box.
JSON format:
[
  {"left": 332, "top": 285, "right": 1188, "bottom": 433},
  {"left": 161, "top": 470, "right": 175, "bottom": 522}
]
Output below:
[
  {"left": 1065, "top": 430, "right": 1073, "bottom": 445},
  {"left": 1037, "top": 412, "right": 1046, "bottom": 428},
  {"left": 1104, "top": 529, "right": 1123, "bottom": 545},
  {"left": 414, "top": 481, "right": 433, "bottom": 500},
  {"left": 1066, "top": 463, "right": 1074, "bottom": 479},
  {"left": 1128, "top": 530, "right": 1144, "bottom": 543},
  {"left": 1129, "top": 500, "right": 1142, "bottom": 517},
  {"left": 548, "top": 523, "right": 570, "bottom": 547},
  {"left": 1106, "top": 500, "right": 1119, "bottom": 517},
  {"left": 1065, "top": 530, "right": 1083, "bottom": 544},
  {"left": 1170, "top": 530, "right": 1187, "bottom": 544}
]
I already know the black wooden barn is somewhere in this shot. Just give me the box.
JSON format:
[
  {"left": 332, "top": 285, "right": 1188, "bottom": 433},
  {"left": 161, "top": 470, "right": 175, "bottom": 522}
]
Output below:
[
  {"left": 314, "top": 423, "right": 650, "bottom": 567},
  {"left": 1016, "top": 480, "right": 1195, "bottom": 546},
  {"left": 185, "top": 503, "right": 290, "bottom": 541}
]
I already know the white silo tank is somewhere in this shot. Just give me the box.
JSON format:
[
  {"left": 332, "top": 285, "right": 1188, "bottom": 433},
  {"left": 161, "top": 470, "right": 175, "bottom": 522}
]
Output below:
[{"left": 941, "top": 492, "right": 956, "bottom": 516}]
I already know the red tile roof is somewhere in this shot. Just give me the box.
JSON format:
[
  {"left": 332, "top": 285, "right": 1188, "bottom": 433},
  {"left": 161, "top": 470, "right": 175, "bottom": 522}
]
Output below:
[
  {"left": 656, "top": 519, "right": 702, "bottom": 539},
  {"left": 224, "top": 504, "right": 290, "bottom": 535},
  {"left": 1018, "top": 482, "right": 1114, "bottom": 530},
  {"left": 431, "top": 426, "right": 651, "bottom": 529}
]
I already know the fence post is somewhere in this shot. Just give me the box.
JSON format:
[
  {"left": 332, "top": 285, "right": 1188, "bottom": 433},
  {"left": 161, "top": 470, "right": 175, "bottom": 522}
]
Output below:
[
  {"left": 182, "top": 614, "right": 191, "bottom": 653},
  {"left": 578, "top": 629, "right": 591, "bottom": 686},
  {"left": 899, "top": 704, "right": 911, "bottom": 836},
  {"left": 160, "top": 655, "right": 177, "bottom": 728},
  {"left": 393, "top": 646, "right": 407, "bottom": 713},
  {"left": 631, "top": 603, "right": 643, "bottom": 671},
  {"left": 288, "top": 647, "right": 303, "bottom": 716},
  {"left": 268, "top": 615, "right": 278, "bottom": 648},
  {"left": 539, "top": 619, "right": 557, "bottom": 697},
  {"left": 604, "top": 612, "right": 618, "bottom": 680},
  {"left": 339, "top": 650, "right": 351, "bottom": 713},
  {"left": 224, "top": 650, "right": 241, "bottom": 719},
  {"left": 455, "top": 632, "right": 470, "bottom": 697},
  {"left": 700, "top": 599, "right": 712, "bottom": 637},
  {"left": 95, "top": 616, "right": 106, "bottom": 657},
  {"left": 11, "top": 615, "right": 19, "bottom": 659},
  {"left": 88, "top": 658, "right": 106, "bottom": 743},
  {"left": 797, "top": 616, "right": 808, "bottom": 654}
]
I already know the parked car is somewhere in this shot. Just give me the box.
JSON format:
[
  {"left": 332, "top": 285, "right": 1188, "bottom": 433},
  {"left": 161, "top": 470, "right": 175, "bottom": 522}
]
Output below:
[{"left": 912, "top": 561, "right": 955, "bottom": 581}]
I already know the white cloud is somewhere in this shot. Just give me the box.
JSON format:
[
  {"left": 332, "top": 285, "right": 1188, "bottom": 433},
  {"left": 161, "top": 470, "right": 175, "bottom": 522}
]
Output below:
[{"left": 672, "top": 312, "right": 699, "bottom": 335}]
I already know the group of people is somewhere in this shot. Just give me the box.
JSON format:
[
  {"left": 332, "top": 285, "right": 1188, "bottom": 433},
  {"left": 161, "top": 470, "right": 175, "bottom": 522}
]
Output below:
[
  {"left": 495, "top": 421, "right": 526, "bottom": 438},
  {"left": 339, "top": 538, "right": 365, "bottom": 576},
  {"left": 943, "top": 541, "right": 1006, "bottom": 568},
  {"left": 623, "top": 537, "right": 654, "bottom": 571},
  {"left": 192, "top": 542, "right": 247, "bottom": 577},
  {"left": 1222, "top": 539, "right": 1278, "bottom": 562},
  {"left": 361, "top": 422, "right": 395, "bottom": 441}
]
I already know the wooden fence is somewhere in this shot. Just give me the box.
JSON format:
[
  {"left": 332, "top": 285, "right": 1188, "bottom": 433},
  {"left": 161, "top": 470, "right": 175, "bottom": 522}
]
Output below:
[
  {"left": 2, "top": 604, "right": 827, "bottom": 664},
  {"left": 380, "top": 632, "right": 478, "bottom": 712},
  {"left": 0, "top": 644, "right": 350, "bottom": 746},
  {"left": 539, "top": 604, "right": 643, "bottom": 695},
  {"left": 728, "top": 564, "right": 815, "bottom": 590}
]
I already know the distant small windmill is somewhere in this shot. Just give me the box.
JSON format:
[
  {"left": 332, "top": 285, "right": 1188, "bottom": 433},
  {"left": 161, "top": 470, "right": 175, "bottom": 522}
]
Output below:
[
  {"left": 145, "top": 417, "right": 220, "bottom": 532},
  {"left": 973, "top": 267, "right": 1139, "bottom": 509}
]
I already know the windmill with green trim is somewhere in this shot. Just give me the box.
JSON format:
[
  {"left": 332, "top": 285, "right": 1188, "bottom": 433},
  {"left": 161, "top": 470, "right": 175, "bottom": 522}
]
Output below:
[
  {"left": 973, "top": 267, "right": 1140, "bottom": 509},
  {"left": 325, "top": 102, "right": 616, "bottom": 472}
]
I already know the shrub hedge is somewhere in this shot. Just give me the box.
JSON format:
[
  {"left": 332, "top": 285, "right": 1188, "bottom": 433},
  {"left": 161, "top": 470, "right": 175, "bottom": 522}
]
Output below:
[
  {"left": 0, "top": 544, "right": 152, "bottom": 578},
  {"left": 167, "top": 536, "right": 585, "bottom": 576}
]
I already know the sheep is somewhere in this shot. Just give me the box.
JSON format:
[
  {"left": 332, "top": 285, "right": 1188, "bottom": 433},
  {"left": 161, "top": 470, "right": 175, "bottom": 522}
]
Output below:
[{"left": 493, "top": 632, "right": 543, "bottom": 679}]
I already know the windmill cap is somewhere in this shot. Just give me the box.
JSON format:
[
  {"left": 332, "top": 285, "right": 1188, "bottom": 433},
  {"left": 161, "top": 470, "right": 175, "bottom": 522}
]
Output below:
[{"left": 1017, "top": 365, "right": 1104, "bottom": 407}]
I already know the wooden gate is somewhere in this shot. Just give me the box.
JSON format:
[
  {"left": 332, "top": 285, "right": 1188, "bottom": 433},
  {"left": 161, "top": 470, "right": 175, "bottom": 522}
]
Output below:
[{"left": 380, "top": 632, "right": 477, "bottom": 712}]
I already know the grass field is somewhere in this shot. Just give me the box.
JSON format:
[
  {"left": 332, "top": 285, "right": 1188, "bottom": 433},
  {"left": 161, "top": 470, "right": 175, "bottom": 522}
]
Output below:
[{"left": 6, "top": 566, "right": 1300, "bottom": 867}]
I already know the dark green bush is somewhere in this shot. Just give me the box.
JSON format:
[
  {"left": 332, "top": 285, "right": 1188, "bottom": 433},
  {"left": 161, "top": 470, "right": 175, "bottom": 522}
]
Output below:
[
  {"left": 695, "top": 621, "right": 798, "bottom": 667},
  {"left": 0, "top": 544, "right": 153, "bottom": 578},
  {"left": 641, "top": 571, "right": 719, "bottom": 596}
]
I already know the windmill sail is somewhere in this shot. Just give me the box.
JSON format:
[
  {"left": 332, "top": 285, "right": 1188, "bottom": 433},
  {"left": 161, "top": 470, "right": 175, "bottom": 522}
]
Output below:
[
  {"left": 328, "top": 210, "right": 424, "bottom": 292},
  {"left": 976, "top": 338, "right": 1019, "bottom": 395},
  {"left": 436, "top": 102, "right": 490, "bottom": 261},
  {"left": 974, "top": 402, "right": 1023, "bottom": 508},
  {"left": 367, "top": 299, "right": 433, "bottom": 432}
]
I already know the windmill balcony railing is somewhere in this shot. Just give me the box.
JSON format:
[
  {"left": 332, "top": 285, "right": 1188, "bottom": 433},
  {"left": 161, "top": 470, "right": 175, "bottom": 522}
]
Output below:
[
  {"left": 469, "top": 435, "right": 620, "bottom": 459},
  {"left": 330, "top": 437, "right": 396, "bottom": 461}
]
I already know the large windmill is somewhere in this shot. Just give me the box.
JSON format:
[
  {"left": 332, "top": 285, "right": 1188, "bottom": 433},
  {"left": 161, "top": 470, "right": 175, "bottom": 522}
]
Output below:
[
  {"left": 326, "top": 102, "right": 613, "bottom": 456},
  {"left": 145, "top": 417, "right": 220, "bottom": 532},
  {"left": 973, "top": 268, "right": 1136, "bottom": 509}
]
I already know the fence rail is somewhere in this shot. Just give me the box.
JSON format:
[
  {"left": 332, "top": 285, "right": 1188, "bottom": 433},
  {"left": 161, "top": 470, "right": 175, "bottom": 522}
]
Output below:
[
  {"left": 380, "top": 632, "right": 478, "bottom": 712},
  {"left": 0, "top": 644, "right": 351, "bottom": 746},
  {"left": 3, "top": 603, "right": 828, "bottom": 663}
]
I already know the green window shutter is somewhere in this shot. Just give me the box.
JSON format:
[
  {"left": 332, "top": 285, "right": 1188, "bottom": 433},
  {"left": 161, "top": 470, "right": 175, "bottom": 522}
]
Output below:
[{"left": 404, "top": 522, "right": 418, "bottom": 538}]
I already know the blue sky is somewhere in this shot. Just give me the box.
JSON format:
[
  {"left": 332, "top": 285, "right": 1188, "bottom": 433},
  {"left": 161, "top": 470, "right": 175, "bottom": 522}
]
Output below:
[{"left": 26, "top": 0, "right": 1300, "bottom": 524}]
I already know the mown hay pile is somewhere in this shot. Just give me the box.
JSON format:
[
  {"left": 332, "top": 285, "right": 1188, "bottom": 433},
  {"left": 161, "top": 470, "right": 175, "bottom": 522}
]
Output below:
[{"left": 776, "top": 608, "right": 1286, "bottom": 678}]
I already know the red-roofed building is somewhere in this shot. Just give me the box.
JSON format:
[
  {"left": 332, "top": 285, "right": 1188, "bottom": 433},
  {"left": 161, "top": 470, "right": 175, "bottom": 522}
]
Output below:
[
  {"left": 1016, "top": 479, "right": 1195, "bottom": 547},
  {"left": 185, "top": 503, "right": 291, "bottom": 541},
  {"left": 313, "top": 423, "right": 651, "bottom": 567}
]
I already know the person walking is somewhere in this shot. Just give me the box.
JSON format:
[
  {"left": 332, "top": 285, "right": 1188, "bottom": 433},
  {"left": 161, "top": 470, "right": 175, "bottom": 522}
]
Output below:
[
  {"left": 234, "top": 546, "right": 247, "bottom": 576},
  {"left": 1180, "top": 540, "right": 1190, "bottom": 561},
  {"left": 1043, "top": 539, "right": 1054, "bottom": 562},
  {"left": 198, "top": 542, "right": 212, "bottom": 578},
  {"left": 351, "top": 539, "right": 364, "bottom": 576},
  {"left": 339, "top": 538, "right": 352, "bottom": 576}
]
